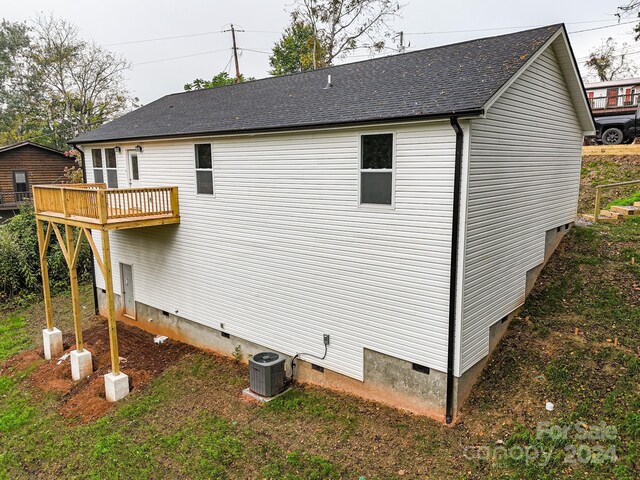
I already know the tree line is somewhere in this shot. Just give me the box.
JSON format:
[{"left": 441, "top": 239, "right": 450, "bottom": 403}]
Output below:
[
  {"left": 6, "top": 1, "right": 640, "bottom": 150},
  {"left": 185, "top": 0, "right": 403, "bottom": 89},
  {"left": 0, "top": 14, "right": 136, "bottom": 151}
]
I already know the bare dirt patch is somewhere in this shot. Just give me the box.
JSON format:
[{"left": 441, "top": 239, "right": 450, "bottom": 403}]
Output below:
[{"left": 9, "top": 319, "right": 197, "bottom": 424}]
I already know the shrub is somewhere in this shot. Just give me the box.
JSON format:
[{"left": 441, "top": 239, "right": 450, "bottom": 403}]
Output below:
[{"left": 0, "top": 205, "right": 91, "bottom": 301}]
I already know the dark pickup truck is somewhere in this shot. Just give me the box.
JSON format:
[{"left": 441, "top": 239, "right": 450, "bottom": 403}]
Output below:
[{"left": 594, "top": 107, "right": 640, "bottom": 144}]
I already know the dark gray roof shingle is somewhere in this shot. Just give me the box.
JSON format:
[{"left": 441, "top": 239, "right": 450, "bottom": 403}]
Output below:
[{"left": 71, "top": 24, "right": 562, "bottom": 144}]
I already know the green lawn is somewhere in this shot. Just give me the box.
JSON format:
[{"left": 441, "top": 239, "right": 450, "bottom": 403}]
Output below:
[
  {"left": 580, "top": 155, "right": 640, "bottom": 213},
  {"left": 0, "top": 221, "right": 639, "bottom": 478}
]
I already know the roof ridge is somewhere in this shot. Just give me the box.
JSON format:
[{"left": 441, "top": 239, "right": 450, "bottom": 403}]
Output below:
[
  {"left": 0, "top": 140, "right": 68, "bottom": 156},
  {"left": 163, "top": 23, "right": 564, "bottom": 100},
  {"left": 71, "top": 23, "right": 565, "bottom": 144}
]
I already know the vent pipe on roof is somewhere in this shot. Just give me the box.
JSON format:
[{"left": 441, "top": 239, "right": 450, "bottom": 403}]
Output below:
[{"left": 324, "top": 74, "right": 333, "bottom": 89}]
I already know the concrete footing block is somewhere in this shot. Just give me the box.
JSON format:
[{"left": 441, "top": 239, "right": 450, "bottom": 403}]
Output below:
[
  {"left": 70, "top": 349, "right": 93, "bottom": 380},
  {"left": 104, "top": 372, "right": 130, "bottom": 402},
  {"left": 42, "top": 328, "right": 63, "bottom": 360}
]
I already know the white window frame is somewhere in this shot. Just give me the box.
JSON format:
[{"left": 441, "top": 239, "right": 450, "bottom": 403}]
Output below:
[
  {"left": 90, "top": 147, "right": 119, "bottom": 188},
  {"left": 90, "top": 148, "right": 104, "bottom": 184},
  {"left": 194, "top": 142, "right": 214, "bottom": 196},
  {"left": 104, "top": 148, "right": 118, "bottom": 188},
  {"left": 357, "top": 131, "right": 396, "bottom": 209},
  {"left": 126, "top": 149, "right": 140, "bottom": 186}
]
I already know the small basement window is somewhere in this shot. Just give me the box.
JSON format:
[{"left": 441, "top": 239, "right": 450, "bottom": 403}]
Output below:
[
  {"left": 360, "top": 133, "right": 394, "bottom": 205},
  {"left": 195, "top": 143, "right": 213, "bottom": 195}
]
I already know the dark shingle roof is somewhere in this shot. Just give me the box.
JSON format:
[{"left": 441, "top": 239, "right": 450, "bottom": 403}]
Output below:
[
  {"left": 0, "top": 140, "right": 68, "bottom": 157},
  {"left": 71, "top": 25, "right": 562, "bottom": 144}
]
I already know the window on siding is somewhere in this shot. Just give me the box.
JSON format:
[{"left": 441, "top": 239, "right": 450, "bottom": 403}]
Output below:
[
  {"left": 195, "top": 143, "right": 213, "bottom": 194},
  {"left": 13, "top": 171, "right": 28, "bottom": 201},
  {"left": 105, "top": 148, "right": 118, "bottom": 188},
  {"left": 91, "top": 149, "right": 104, "bottom": 184},
  {"left": 360, "top": 134, "right": 393, "bottom": 205},
  {"left": 130, "top": 153, "right": 139, "bottom": 180}
]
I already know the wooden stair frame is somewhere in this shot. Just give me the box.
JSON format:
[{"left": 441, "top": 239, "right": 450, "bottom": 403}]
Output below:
[{"left": 591, "top": 179, "right": 640, "bottom": 223}]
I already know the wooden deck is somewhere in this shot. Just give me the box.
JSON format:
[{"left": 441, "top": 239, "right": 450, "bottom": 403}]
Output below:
[{"left": 32, "top": 183, "right": 180, "bottom": 230}]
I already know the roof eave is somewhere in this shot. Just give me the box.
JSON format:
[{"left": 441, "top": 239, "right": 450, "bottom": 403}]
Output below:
[
  {"left": 70, "top": 109, "right": 486, "bottom": 146},
  {"left": 0, "top": 140, "right": 70, "bottom": 157}
]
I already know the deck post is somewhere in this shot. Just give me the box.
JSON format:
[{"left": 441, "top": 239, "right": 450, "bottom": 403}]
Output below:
[
  {"left": 36, "top": 219, "right": 54, "bottom": 331},
  {"left": 100, "top": 229, "right": 120, "bottom": 375},
  {"left": 36, "top": 219, "right": 63, "bottom": 360},
  {"left": 594, "top": 186, "right": 602, "bottom": 223},
  {"left": 100, "top": 229, "right": 130, "bottom": 401},
  {"left": 65, "top": 225, "right": 84, "bottom": 352}
]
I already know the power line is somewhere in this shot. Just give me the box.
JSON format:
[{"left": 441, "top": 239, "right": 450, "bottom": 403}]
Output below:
[
  {"left": 238, "top": 48, "right": 271, "bottom": 55},
  {"left": 104, "top": 31, "right": 224, "bottom": 47},
  {"left": 104, "top": 18, "right": 621, "bottom": 49},
  {"left": 404, "top": 19, "right": 634, "bottom": 36},
  {"left": 132, "top": 48, "right": 231, "bottom": 66},
  {"left": 568, "top": 19, "right": 637, "bottom": 34},
  {"left": 103, "top": 29, "right": 279, "bottom": 47},
  {"left": 118, "top": 17, "right": 639, "bottom": 70},
  {"left": 223, "top": 51, "right": 234, "bottom": 74}
]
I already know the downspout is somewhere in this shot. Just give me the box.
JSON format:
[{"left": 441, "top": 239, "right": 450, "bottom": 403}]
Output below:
[
  {"left": 445, "top": 117, "right": 464, "bottom": 424},
  {"left": 72, "top": 143, "right": 99, "bottom": 315}
]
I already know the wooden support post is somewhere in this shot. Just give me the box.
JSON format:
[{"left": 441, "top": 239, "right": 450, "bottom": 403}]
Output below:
[
  {"left": 65, "top": 225, "right": 84, "bottom": 352},
  {"left": 170, "top": 187, "right": 179, "bottom": 218},
  {"left": 36, "top": 220, "right": 54, "bottom": 331},
  {"left": 100, "top": 229, "right": 120, "bottom": 375},
  {"left": 594, "top": 186, "right": 602, "bottom": 223}
]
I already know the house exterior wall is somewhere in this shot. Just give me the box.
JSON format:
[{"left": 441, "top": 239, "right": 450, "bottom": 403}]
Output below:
[
  {"left": 83, "top": 120, "right": 458, "bottom": 382},
  {"left": 585, "top": 85, "right": 639, "bottom": 110},
  {"left": 0, "top": 145, "right": 73, "bottom": 202},
  {"left": 0, "top": 145, "right": 73, "bottom": 222},
  {"left": 459, "top": 44, "right": 583, "bottom": 374}
]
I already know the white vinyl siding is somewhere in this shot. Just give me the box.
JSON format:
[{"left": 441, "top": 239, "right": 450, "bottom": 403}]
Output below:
[
  {"left": 459, "top": 45, "right": 583, "bottom": 374},
  {"left": 85, "top": 121, "right": 457, "bottom": 380}
]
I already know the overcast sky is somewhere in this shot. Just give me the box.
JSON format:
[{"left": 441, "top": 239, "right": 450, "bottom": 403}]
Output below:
[{"left": 2, "top": 0, "right": 638, "bottom": 103}]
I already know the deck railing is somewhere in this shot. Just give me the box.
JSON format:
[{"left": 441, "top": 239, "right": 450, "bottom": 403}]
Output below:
[
  {"left": 0, "top": 190, "right": 32, "bottom": 207},
  {"left": 589, "top": 93, "right": 639, "bottom": 111},
  {"left": 33, "top": 183, "right": 179, "bottom": 223}
]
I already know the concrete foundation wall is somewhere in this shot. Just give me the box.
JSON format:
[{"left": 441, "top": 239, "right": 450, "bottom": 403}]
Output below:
[
  {"left": 95, "top": 223, "right": 569, "bottom": 421},
  {"left": 453, "top": 224, "right": 572, "bottom": 416},
  {"left": 97, "top": 289, "right": 449, "bottom": 419}
]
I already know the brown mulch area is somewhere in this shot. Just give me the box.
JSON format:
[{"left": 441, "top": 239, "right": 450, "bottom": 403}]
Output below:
[{"left": 2, "top": 320, "right": 196, "bottom": 424}]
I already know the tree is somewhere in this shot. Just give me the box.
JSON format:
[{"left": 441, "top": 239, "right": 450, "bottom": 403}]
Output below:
[
  {"left": 269, "top": 22, "right": 327, "bottom": 75},
  {"left": 0, "top": 205, "right": 91, "bottom": 300},
  {"left": 0, "top": 15, "right": 137, "bottom": 150},
  {"left": 618, "top": 1, "right": 640, "bottom": 40},
  {"left": 0, "top": 20, "right": 32, "bottom": 143},
  {"left": 584, "top": 37, "right": 637, "bottom": 82},
  {"left": 184, "top": 71, "right": 253, "bottom": 91},
  {"left": 63, "top": 149, "right": 83, "bottom": 184},
  {"left": 286, "top": 0, "right": 404, "bottom": 68}
]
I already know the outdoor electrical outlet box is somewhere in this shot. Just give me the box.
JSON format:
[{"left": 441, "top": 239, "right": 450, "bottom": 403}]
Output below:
[
  {"left": 249, "top": 352, "right": 286, "bottom": 397},
  {"left": 323, "top": 334, "right": 330, "bottom": 346}
]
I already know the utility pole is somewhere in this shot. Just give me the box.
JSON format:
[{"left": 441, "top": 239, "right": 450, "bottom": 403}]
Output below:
[
  {"left": 396, "top": 31, "right": 406, "bottom": 54},
  {"left": 223, "top": 24, "right": 243, "bottom": 83}
]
